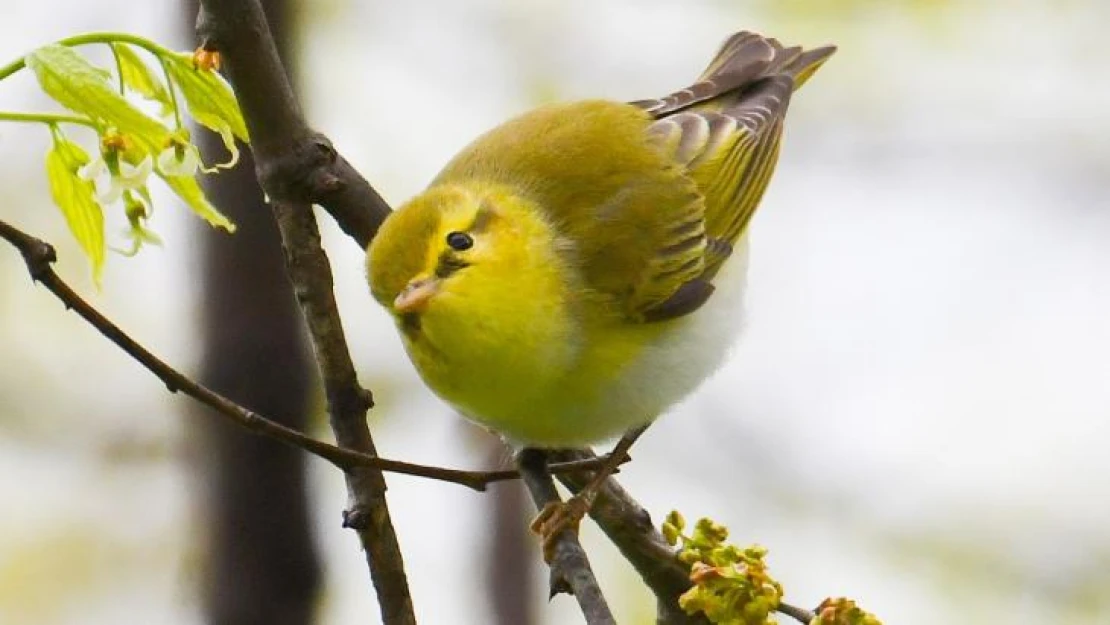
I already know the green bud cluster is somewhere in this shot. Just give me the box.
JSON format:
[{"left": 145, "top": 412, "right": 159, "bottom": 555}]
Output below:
[
  {"left": 663, "top": 510, "right": 783, "bottom": 625},
  {"left": 812, "top": 597, "right": 882, "bottom": 625}
]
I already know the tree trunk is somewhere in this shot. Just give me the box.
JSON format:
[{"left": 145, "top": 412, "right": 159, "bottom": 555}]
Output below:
[{"left": 181, "top": 2, "right": 322, "bottom": 624}]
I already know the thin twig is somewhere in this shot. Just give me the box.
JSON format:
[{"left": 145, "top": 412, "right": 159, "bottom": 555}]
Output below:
[
  {"left": 569, "top": 425, "right": 647, "bottom": 509},
  {"left": 553, "top": 449, "right": 817, "bottom": 624},
  {"left": 0, "top": 218, "right": 616, "bottom": 491},
  {"left": 551, "top": 449, "right": 707, "bottom": 625},
  {"left": 777, "top": 602, "right": 817, "bottom": 624},
  {"left": 517, "top": 449, "right": 616, "bottom": 625}
]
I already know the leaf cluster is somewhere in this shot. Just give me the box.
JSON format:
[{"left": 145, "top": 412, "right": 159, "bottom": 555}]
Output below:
[{"left": 2, "top": 34, "right": 248, "bottom": 281}]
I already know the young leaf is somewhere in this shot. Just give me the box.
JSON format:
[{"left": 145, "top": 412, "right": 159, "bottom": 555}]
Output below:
[
  {"left": 26, "top": 44, "right": 171, "bottom": 151},
  {"left": 162, "top": 51, "right": 248, "bottom": 159},
  {"left": 46, "top": 135, "right": 106, "bottom": 281},
  {"left": 110, "top": 43, "right": 173, "bottom": 116},
  {"left": 159, "top": 172, "right": 235, "bottom": 233}
]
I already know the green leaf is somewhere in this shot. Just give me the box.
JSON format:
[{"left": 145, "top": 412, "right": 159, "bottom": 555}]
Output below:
[
  {"left": 159, "top": 172, "right": 235, "bottom": 233},
  {"left": 162, "top": 51, "right": 248, "bottom": 156},
  {"left": 45, "top": 135, "right": 105, "bottom": 281},
  {"left": 26, "top": 44, "right": 171, "bottom": 151},
  {"left": 110, "top": 43, "right": 173, "bottom": 116}
]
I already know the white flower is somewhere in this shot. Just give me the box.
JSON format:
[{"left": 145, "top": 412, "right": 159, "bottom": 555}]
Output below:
[
  {"left": 78, "top": 154, "right": 153, "bottom": 205},
  {"left": 113, "top": 192, "right": 163, "bottom": 257},
  {"left": 156, "top": 143, "right": 201, "bottom": 177}
]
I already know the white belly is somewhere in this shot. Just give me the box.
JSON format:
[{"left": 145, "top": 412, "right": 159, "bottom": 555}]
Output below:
[
  {"left": 594, "top": 241, "right": 750, "bottom": 430},
  {"left": 497, "top": 240, "right": 751, "bottom": 447}
]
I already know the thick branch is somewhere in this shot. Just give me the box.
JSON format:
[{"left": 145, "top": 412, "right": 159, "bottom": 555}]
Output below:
[
  {"left": 271, "top": 196, "right": 416, "bottom": 622},
  {"left": 517, "top": 450, "right": 616, "bottom": 625},
  {"left": 191, "top": 1, "right": 411, "bottom": 621},
  {"left": 195, "top": 2, "right": 387, "bottom": 248}
]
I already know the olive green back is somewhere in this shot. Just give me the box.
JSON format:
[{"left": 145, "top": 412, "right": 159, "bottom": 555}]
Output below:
[{"left": 434, "top": 31, "right": 835, "bottom": 322}]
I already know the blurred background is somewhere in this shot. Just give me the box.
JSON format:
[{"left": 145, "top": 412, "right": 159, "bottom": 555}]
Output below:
[{"left": 1, "top": 0, "right": 1108, "bottom": 623}]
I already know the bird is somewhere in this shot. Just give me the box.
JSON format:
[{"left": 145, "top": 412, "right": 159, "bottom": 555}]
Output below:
[{"left": 366, "top": 30, "right": 834, "bottom": 552}]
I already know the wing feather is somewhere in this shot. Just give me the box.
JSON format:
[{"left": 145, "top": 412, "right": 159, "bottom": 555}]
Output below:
[{"left": 630, "top": 34, "right": 835, "bottom": 317}]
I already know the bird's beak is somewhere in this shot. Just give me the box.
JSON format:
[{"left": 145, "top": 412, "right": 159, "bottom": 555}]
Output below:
[{"left": 393, "top": 277, "right": 439, "bottom": 314}]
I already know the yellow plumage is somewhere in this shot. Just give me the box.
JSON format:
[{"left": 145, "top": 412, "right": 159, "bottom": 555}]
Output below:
[{"left": 367, "top": 31, "right": 834, "bottom": 446}]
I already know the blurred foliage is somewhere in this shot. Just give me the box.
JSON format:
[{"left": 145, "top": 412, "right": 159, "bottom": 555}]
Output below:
[
  {"left": 755, "top": 0, "right": 954, "bottom": 18},
  {"left": 0, "top": 522, "right": 179, "bottom": 623},
  {"left": 885, "top": 523, "right": 1110, "bottom": 623}
]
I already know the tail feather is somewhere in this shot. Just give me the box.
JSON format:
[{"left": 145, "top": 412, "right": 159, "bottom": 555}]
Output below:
[
  {"left": 632, "top": 31, "right": 835, "bottom": 118},
  {"left": 786, "top": 46, "right": 837, "bottom": 89},
  {"left": 696, "top": 31, "right": 777, "bottom": 85},
  {"left": 706, "top": 32, "right": 835, "bottom": 92}
]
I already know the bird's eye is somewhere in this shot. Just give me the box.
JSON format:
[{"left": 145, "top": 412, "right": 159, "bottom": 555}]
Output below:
[{"left": 445, "top": 231, "right": 473, "bottom": 251}]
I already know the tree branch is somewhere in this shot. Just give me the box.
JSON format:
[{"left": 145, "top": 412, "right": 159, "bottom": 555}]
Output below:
[
  {"left": 270, "top": 199, "right": 417, "bottom": 624},
  {"left": 194, "top": 2, "right": 386, "bottom": 249},
  {"left": 553, "top": 450, "right": 816, "bottom": 624},
  {"left": 2, "top": 218, "right": 620, "bottom": 495},
  {"left": 551, "top": 450, "right": 707, "bottom": 625},
  {"left": 2, "top": 215, "right": 806, "bottom": 624},
  {"left": 177, "top": 6, "right": 822, "bottom": 623},
  {"left": 190, "top": 1, "right": 406, "bottom": 619},
  {"left": 6, "top": 3, "right": 848, "bottom": 621},
  {"left": 187, "top": 1, "right": 762, "bottom": 616},
  {"left": 778, "top": 603, "right": 817, "bottom": 624},
  {"left": 5, "top": 211, "right": 827, "bottom": 625},
  {"left": 517, "top": 450, "right": 616, "bottom": 625}
]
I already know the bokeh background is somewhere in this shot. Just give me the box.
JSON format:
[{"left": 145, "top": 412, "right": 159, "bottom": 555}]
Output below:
[{"left": 2, "top": 1, "right": 1108, "bottom": 624}]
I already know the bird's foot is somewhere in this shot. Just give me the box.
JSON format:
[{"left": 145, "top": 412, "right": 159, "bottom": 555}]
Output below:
[{"left": 530, "top": 493, "right": 595, "bottom": 563}]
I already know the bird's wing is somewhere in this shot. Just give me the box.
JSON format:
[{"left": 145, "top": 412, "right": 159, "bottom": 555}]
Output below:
[{"left": 629, "top": 32, "right": 835, "bottom": 320}]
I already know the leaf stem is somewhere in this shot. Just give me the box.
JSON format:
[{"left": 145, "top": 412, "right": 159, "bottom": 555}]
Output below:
[
  {"left": 65, "top": 33, "right": 185, "bottom": 131},
  {"left": 158, "top": 56, "right": 184, "bottom": 131},
  {"left": 57, "top": 32, "right": 175, "bottom": 58},
  {"left": 107, "top": 44, "right": 126, "bottom": 95},
  {"left": 0, "top": 57, "right": 27, "bottom": 81},
  {"left": 0, "top": 111, "right": 97, "bottom": 128},
  {"left": 0, "top": 32, "right": 176, "bottom": 82}
]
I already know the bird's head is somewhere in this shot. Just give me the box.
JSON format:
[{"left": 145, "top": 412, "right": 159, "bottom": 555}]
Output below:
[{"left": 366, "top": 183, "right": 571, "bottom": 340}]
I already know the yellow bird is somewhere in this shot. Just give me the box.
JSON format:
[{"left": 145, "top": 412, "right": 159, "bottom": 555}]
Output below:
[{"left": 367, "top": 30, "right": 833, "bottom": 528}]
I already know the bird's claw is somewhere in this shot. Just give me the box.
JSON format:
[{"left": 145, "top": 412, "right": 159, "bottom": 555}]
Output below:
[{"left": 530, "top": 495, "right": 593, "bottom": 563}]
